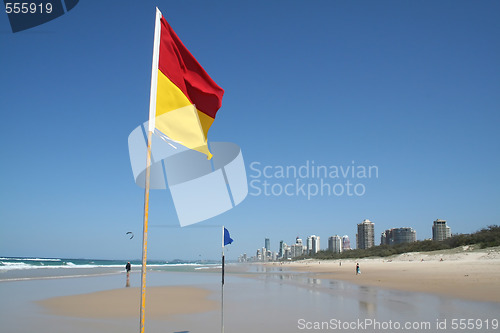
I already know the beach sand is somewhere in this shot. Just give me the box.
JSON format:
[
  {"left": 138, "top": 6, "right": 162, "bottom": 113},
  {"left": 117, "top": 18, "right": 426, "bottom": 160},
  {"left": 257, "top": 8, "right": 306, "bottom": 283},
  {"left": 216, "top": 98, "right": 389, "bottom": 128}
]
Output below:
[
  {"left": 3, "top": 249, "right": 500, "bottom": 332},
  {"left": 280, "top": 246, "right": 500, "bottom": 303},
  {"left": 37, "top": 286, "right": 218, "bottom": 319}
]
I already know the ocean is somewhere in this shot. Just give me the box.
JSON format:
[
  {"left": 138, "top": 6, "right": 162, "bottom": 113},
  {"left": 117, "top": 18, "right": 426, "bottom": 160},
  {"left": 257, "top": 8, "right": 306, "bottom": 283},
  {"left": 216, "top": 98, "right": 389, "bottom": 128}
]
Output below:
[{"left": 0, "top": 257, "right": 221, "bottom": 282}]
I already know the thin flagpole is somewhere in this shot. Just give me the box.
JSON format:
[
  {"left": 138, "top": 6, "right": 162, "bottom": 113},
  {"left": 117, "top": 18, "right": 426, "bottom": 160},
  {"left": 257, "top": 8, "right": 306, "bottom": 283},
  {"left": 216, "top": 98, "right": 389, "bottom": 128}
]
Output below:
[
  {"left": 140, "top": 130, "right": 152, "bottom": 333},
  {"left": 221, "top": 226, "right": 225, "bottom": 333},
  {"left": 140, "top": 7, "right": 162, "bottom": 333}
]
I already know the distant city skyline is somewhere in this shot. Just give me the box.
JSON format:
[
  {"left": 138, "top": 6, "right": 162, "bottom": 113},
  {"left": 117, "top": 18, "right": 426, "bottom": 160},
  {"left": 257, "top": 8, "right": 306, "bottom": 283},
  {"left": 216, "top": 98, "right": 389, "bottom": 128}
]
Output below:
[{"left": 243, "top": 218, "right": 454, "bottom": 260}]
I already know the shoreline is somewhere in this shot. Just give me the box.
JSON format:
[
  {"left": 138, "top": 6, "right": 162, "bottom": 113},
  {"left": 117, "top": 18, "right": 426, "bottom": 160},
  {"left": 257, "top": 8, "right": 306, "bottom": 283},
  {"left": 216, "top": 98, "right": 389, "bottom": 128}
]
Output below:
[{"left": 270, "top": 246, "right": 500, "bottom": 303}]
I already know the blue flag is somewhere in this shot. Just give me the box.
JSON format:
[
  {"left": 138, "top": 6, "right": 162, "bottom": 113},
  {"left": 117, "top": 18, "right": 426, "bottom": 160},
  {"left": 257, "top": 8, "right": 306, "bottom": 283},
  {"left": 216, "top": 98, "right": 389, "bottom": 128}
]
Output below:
[{"left": 224, "top": 228, "right": 233, "bottom": 246}]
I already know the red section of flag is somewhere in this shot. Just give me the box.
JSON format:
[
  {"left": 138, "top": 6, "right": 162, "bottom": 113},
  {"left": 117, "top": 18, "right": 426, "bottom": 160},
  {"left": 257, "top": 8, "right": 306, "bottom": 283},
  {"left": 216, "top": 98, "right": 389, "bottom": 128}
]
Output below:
[{"left": 158, "top": 16, "right": 224, "bottom": 119}]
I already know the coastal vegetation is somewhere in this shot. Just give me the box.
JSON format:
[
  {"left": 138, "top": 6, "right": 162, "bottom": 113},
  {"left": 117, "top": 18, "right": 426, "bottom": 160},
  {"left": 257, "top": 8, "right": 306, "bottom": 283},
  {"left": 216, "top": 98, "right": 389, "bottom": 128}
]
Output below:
[{"left": 297, "top": 225, "right": 500, "bottom": 260}]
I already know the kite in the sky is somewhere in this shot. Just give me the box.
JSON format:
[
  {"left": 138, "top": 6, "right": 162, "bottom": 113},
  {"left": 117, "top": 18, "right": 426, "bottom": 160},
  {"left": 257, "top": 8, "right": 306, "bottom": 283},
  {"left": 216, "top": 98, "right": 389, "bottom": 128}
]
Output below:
[{"left": 126, "top": 232, "right": 134, "bottom": 239}]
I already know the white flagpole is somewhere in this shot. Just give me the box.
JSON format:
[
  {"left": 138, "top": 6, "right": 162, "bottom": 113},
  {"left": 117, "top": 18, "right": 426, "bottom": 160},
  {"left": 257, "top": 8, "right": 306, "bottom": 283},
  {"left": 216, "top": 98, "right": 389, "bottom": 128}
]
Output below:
[
  {"left": 221, "top": 225, "right": 225, "bottom": 333},
  {"left": 140, "top": 7, "right": 162, "bottom": 333}
]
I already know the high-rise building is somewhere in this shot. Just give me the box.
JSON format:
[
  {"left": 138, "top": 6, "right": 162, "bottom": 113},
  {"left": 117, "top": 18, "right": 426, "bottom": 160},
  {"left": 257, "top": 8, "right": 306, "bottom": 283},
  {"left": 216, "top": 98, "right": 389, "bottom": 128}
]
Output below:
[
  {"left": 306, "top": 236, "right": 313, "bottom": 254},
  {"left": 292, "top": 237, "right": 304, "bottom": 257},
  {"left": 432, "top": 219, "right": 451, "bottom": 241},
  {"left": 311, "top": 235, "right": 320, "bottom": 253},
  {"left": 342, "top": 235, "right": 351, "bottom": 250},
  {"left": 380, "top": 232, "right": 386, "bottom": 245},
  {"left": 395, "top": 227, "right": 416, "bottom": 244},
  {"left": 279, "top": 240, "right": 285, "bottom": 258},
  {"left": 291, "top": 243, "right": 303, "bottom": 257},
  {"left": 380, "top": 227, "right": 416, "bottom": 245},
  {"left": 284, "top": 246, "right": 291, "bottom": 260},
  {"left": 265, "top": 238, "right": 270, "bottom": 251},
  {"left": 357, "top": 219, "right": 375, "bottom": 249},
  {"left": 328, "top": 235, "right": 342, "bottom": 253}
]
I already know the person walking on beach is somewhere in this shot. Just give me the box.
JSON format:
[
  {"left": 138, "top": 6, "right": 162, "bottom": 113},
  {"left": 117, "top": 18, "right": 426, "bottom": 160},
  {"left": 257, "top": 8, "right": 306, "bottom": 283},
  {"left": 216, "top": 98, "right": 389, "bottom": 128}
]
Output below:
[
  {"left": 356, "top": 263, "right": 360, "bottom": 275},
  {"left": 125, "top": 262, "right": 131, "bottom": 287}
]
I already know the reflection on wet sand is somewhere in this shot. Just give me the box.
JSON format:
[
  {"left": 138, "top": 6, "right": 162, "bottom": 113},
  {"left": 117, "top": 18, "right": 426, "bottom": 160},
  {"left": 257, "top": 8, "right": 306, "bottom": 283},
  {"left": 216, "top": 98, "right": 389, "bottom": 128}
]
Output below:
[{"left": 232, "top": 263, "right": 500, "bottom": 332}]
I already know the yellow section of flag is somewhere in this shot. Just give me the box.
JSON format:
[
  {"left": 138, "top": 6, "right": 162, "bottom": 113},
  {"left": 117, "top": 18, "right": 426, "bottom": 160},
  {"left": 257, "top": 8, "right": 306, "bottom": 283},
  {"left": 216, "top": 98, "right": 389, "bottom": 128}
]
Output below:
[{"left": 155, "top": 71, "right": 213, "bottom": 158}]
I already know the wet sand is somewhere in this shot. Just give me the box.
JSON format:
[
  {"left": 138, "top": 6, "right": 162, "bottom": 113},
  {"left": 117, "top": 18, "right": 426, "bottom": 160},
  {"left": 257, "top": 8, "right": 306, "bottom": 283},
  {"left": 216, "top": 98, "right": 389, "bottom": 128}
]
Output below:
[
  {"left": 29, "top": 272, "right": 500, "bottom": 332},
  {"left": 38, "top": 286, "right": 218, "bottom": 319},
  {"left": 280, "top": 246, "right": 500, "bottom": 303}
]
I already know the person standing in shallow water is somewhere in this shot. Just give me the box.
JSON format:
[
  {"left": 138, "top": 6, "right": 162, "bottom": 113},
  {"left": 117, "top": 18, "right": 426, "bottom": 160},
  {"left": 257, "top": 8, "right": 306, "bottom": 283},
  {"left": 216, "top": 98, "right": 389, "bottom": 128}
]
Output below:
[
  {"left": 356, "top": 263, "right": 360, "bottom": 275},
  {"left": 125, "top": 262, "right": 131, "bottom": 287}
]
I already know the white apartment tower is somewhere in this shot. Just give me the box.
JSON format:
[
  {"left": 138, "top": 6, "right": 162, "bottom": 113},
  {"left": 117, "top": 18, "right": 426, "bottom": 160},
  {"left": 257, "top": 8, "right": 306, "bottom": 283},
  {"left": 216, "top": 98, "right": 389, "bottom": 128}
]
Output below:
[
  {"left": 328, "top": 235, "right": 343, "bottom": 253},
  {"left": 342, "top": 235, "right": 351, "bottom": 250},
  {"left": 432, "top": 219, "right": 451, "bottom": 241},
  {"left": 311, "top": 235, "right": 320, "bottom": 253}
]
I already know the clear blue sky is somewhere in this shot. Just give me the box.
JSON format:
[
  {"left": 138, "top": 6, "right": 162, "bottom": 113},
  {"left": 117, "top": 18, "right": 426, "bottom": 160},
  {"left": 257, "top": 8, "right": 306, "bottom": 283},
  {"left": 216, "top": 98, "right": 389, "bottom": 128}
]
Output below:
[{"left": 1, "top": 0, "right": 499, "bottom": 260}]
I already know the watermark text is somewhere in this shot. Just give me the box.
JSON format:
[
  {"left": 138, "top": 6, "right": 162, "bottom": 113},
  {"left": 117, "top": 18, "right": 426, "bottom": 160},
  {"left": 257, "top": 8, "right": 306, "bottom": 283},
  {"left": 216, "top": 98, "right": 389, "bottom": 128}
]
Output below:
[{"left": 249, "top": 161, "right": 379, "bottom": 199}]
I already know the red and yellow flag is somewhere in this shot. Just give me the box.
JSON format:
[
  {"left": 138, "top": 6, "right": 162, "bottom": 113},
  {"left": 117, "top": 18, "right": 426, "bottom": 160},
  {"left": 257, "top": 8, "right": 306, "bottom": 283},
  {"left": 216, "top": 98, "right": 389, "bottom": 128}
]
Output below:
[{"left": 148, "top": 8, "right": 224, "bottom": 159}]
